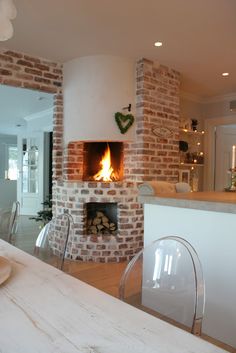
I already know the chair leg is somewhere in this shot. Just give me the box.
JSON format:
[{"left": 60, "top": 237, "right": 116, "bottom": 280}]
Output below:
[{"left": 191, "top": 318, "right": 202, "bottom": 336}]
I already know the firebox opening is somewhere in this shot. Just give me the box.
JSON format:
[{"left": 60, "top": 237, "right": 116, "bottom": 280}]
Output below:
[
  {"left": 83, "top": 142, "right": 123, "bottom": 181},
  {"left": 86, "top": 202, "right": 118, "bottom": 236}
]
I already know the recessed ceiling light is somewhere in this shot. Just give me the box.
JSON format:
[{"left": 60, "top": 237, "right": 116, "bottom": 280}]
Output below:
[
  {"left": 154, "top": 41, "right": 163, "bottom": 47},
  {"left": 222, "top": 72, "right": 229, "bottom": 77}
]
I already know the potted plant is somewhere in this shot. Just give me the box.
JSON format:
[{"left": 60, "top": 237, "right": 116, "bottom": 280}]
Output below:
[{"left": 29, "top": 195, "right": 52, "bottom": 226}]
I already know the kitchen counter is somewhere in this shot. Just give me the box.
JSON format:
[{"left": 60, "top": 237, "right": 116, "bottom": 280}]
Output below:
[
  {"left": 140, "top": 193, "right": 236, "bottom": 348},
  {"left": 0, "top": 240, "right": 227, "bottom": 353},
  {"left": 139, "top": 191, "right": 236, "bottom": 214}
]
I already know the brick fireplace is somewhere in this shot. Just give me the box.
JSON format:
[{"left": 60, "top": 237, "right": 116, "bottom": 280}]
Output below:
[
  {"left": 53, "top": 57, "right": 181, "bottom": 263},
  {"left": 0, "top": 51, "right": 180, "bottom": 263},
  {"left": 54, "top": 140, "right": 143, "bottom": 263}
]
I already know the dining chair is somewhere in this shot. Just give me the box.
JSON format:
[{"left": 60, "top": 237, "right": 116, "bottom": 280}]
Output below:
[
  {"left": 34, "top": 213, "right": 73, "bottom": 270},
  {"left": 119, "top": 236, "right": 205, "bottom": 336},
  {"left": 8, "top": 201, "right": 20, "bottom": 244},
  {"left": 0, "top": 201, "right": 20, "bottom": 244},
  {"left": 0, "top": 209, "right": 11, "bottom": 240}
]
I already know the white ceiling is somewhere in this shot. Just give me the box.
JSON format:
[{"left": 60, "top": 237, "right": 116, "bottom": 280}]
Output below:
[
  {"left": 0, "top": 85, "right": 53, "bottom": 134},
  {"left": 2, "top": 0, "right": 236, "bottom": 98}
]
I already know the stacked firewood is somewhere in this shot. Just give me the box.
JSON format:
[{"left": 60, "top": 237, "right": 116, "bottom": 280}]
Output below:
[{"left": 87, "top": 211, "right": 117, "bottom": 235}]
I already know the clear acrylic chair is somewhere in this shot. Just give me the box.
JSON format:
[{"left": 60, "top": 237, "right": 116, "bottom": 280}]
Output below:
[
  {"left": 0, "top": 201, "right": 20, "bottom": 244},
  {"left": 119, "top": 236, "right": 205, "bottom": 336},
  {"left": 34, "top": 213, "right": 73, "bottom": 270},
  {"left": 0, "top": 209, "right": 11, "bottom": 240},
  {"left": 8, "top": 201, "right": 20, "bottom": 244}
]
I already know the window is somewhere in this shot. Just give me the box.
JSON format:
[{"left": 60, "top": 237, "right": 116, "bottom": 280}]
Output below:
[{"left": 7, "top": 145, "right": 18, "bottom": 180}]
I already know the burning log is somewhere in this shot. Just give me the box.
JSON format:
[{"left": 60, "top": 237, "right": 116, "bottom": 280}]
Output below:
[
  {"left": 87, "top": 211, "right": 117, "bottom": 235},
  {"left": 93, "top": 144, "right": 119, "bottom": 182}
]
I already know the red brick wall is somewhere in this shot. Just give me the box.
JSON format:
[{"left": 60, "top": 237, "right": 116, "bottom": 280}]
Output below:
[
  {"left": 63, "top": 141, "right": 84, "bottom": 180},
  {"left": 124, "top": 58, "right": 180, "bottom": 182},
  {"left": 53, "top": 94, "right": 63, "bottom": 179},
  {"left": 0, "top": 48, "right": 63, "bottom": 179}
]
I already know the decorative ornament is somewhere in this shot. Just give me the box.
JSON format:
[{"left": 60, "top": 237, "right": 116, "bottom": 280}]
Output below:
[
  {"left": 179, "top": 140, "right": 188, "bottom": 152},
  {"left": 152, "top": 125, "right": 173, "bottom": 138},
  {"left": 191, "top": 119, "right": 198, "bottom": 131},
  {"left": 115, "top": 112, "right": 134, "bottom": 134}
]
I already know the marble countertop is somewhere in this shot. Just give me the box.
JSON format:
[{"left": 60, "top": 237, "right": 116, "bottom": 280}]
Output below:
[
  {"left": 0, "top": 240, "right": 227, "bottom": 353},
  {"left": 139, "top": 191, "right": 236, "bottom": 214}
]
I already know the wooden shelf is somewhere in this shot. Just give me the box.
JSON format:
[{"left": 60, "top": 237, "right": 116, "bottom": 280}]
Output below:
[
  {"left": 180, "top": 163, "right": 204, "bottom": 167},
  {"left": 180, "top": 128, "right": 205, "bottom": 136}
]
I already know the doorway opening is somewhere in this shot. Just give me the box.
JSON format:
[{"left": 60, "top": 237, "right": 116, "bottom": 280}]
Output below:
[
  {"left": 205, "top": 115, "right": 236, "bottom": 191},
  {"left": 214, "top": 124, "right": 236, "bottom": 191},
  {"left": 0, "top": 85, "right": 54, "bottom": 215}
]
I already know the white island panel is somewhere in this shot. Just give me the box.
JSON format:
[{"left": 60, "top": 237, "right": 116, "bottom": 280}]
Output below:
[{"left": 144, "top": 203, "right": 236, "bottom": 348}]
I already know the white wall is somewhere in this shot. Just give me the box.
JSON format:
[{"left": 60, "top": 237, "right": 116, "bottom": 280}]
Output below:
[
  {"left": 181, "top": 93, "right": 236, "bottom": 128},
  {"left": 63, "top": 55, "right": 135, "bottom": 144},
  {"left": 203, "top": 97, "right": 236, "bottom": 119},
  {"left": 0, "top": 180, "right": 17, "bottom": 208},
  {"left": 0, "top": 134, "right": 17, "bottom": 179},
  {"left": 0, "top": 136, "right": 17, "bottom": 211},
  {"left": 180, "top": 96, "right": 204, "bottom": 130},
  {"left": 25, "top": 109, "right": 53, "bottom": 133}
]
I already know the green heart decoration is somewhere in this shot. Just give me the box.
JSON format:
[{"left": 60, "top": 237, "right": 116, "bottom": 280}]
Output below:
[{"left": 115, "top": 112, "right": 134, "bottom": 134}]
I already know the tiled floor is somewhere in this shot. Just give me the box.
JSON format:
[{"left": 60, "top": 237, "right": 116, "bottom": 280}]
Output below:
[
  {"left": 10, "top": 216, "right": 126, "bottom": 297},
  {"left": 14, "top": 215, "right": 42, "bottom": 255}
]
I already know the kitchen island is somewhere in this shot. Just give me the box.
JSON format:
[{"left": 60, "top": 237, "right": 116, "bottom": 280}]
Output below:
[{"left": 139, "top": 191, "right": 236, "bottom": 349}]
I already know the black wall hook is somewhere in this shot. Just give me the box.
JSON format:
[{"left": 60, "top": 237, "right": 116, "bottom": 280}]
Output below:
[{"left": 123, "top": 103, "right": 132, "bottom": 112}]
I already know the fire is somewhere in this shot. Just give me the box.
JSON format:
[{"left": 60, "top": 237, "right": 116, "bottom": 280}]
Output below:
[{"left": 93, "top": 144, "right": 118, "bottom": 182}]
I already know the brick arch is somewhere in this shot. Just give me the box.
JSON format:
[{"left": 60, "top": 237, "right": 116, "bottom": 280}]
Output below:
[{"left": 0, "top": 48, "right": 63, "bottom": 179}]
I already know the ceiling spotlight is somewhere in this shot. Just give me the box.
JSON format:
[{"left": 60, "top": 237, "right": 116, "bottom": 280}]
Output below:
[
  {"left": 154, "top": 41, "right": 163, "bottom": 47},
  {"left": 222, "top": 72, "right": 229, "bottom": 77}
]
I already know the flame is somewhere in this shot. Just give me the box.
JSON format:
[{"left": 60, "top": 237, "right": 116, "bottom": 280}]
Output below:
[{"left": 93, "top": 144, "right": 118, "bottom": 182}]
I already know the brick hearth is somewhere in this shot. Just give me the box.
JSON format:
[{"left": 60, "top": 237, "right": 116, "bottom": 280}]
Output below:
[{"left": 53, "top": 181, "right": 142, "bottom": 262}]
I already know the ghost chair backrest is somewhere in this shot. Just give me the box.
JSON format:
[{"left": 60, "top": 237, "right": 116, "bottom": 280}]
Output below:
[
  {"left": 0, "top": 201, "right": 20, "bottom": 243},
  {"left": 8, "top": 201, "right": 20, "bottom": 244},
  {"left": 0, "top": 209, "right": 11, "bottom": 241},
  {"left": 34, "top": 213, "right": 73, "bottom": 270},
  {"left": 119, "top": 236, "right": 205, "bottom": 336}
]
